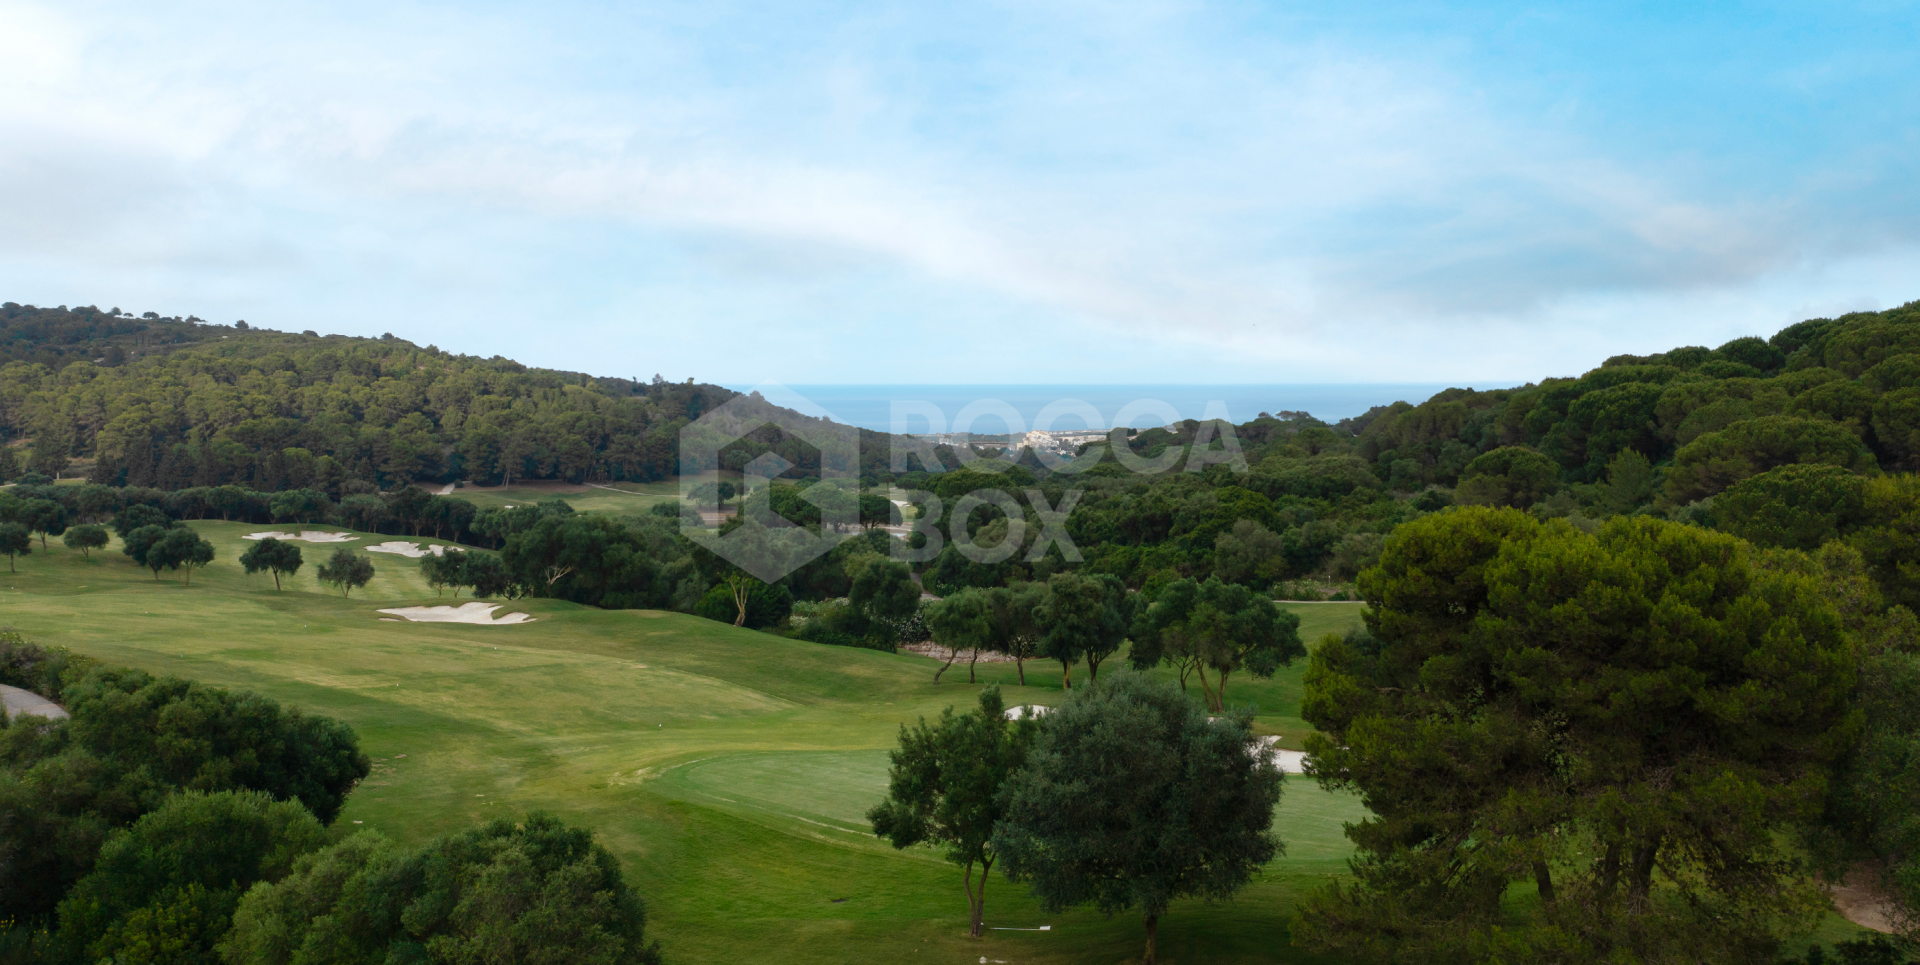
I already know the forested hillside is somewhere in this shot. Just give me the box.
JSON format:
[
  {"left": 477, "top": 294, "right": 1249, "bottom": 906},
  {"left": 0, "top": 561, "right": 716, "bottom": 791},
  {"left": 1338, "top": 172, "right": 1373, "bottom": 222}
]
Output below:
[
  {"left": 1346, "top": 300, "right": 1920, "bottom": 488},
  {"left": 0, "top": 302, "right": 741, "bottom": 487}
]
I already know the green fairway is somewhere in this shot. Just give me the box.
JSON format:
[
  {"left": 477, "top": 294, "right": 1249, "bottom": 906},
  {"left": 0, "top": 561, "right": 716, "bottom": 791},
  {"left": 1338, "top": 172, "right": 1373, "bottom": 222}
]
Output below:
[
  {"left": 451, "top": 479, "right": 684, "bottom": 515},
  {"left": 0, "top": 521, "right": 1375, "bottom": 963},
  {"left": 2, "top": 523, "right": 1872, "bottom": 961}
]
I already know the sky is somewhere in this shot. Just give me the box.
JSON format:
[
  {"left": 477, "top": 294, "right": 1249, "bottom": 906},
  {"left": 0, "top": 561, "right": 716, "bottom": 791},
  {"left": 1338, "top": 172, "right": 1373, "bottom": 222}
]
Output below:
[{"left": 1, "top": 1, "right": 1918, "bottom": 386}]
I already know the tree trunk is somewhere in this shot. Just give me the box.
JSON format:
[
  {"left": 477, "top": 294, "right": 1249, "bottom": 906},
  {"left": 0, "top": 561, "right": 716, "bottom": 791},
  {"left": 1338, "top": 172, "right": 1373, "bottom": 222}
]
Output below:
[
  {"left": 969, "top": 646, "right": 981, "bottom": 683},
  {"left": 272, "top": 570, "right": 281, "bottom": 591},
  {"left": 1015, "top": 657, "right": 1025, "bottom": 686},
  {"left": 1533, "top": 860, "right": 1555, "bottom": 905},
  {"left": 1194, "top": 665, "right": 1219, "bottom": 712},
  {"left": 1216, "top": 667, "right": 1233, "bottom": 710},
  {"left": 1059, "top": 659, "right": 1072, "bottom": 690},
  {"left": 934, "top": 648, "right": 959, "bottom": 683},
  {"left": 1628, "top": 838, "right": 1659, "bottom": 911},
  {"left": 964, "top": 856, "right": 992, "bottom": 938},
  {"left": 1143, "top": 914, "right": 1159, "bottom": 965},
  {"left": 1597, "top": 843, "right": 1621, "bottom": 901}
]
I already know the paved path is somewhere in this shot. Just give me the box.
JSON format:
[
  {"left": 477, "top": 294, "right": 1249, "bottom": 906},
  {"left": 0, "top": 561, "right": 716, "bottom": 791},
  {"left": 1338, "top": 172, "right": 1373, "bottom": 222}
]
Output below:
[{"left": 0, "top": 683, "right": 68, "bottom": 720}]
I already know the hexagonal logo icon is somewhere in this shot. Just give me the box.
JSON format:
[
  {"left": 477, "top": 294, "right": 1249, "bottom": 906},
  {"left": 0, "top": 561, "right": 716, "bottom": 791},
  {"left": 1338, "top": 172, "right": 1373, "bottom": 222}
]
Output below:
[{"left": 678, "top": 385, "right": 862, "bottom": 583}]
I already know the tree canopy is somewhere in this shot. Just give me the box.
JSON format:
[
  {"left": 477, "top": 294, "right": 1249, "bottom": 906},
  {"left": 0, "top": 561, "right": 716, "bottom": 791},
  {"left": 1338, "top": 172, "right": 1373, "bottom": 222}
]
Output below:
[
  {"left": 993, "top": 670, "right": 1282, "bottom": 965},
  {"left": 1130, "top": 575, "right": 1305, "bottom": 711},
  {"left": 239, "top": 537, "right": 304, "bottom": 590},
  {"left": 219, "top": 812, "right": 662, "bottom": 965},
  {"left": 1299, "top": 507, "right": 1859, "bottom": 962},
  {"left": 868, "top": 686, "right": 1029, "bottom": 936}
]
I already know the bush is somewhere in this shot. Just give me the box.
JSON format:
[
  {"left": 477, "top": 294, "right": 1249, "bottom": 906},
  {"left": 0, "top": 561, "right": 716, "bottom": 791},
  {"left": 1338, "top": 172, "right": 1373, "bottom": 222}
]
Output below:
[
  {"left": 220, "top": 812, "right": 662, "bottom": 965},
  {"left": 694, "top": 581, "right": 793, "bottom": 630},
  {"left": 54, "top": 790, "right": 327, "bottom": 964}
]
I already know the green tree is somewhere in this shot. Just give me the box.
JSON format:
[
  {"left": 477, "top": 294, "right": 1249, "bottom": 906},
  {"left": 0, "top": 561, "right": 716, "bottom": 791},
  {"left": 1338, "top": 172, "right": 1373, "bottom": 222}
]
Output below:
[
  {"left": 1872, "top": 387, "right": 1920, "bottom": 471},
  {"left": 992, "top": 670, "right": 1283, "bottom": 965},
  {"left": 239, "top": 537, "right": 304, "bottom": 590},
  {"left": 63, "top": 523, "right": 109, "bottom": 558},
  {"left": 1599, "top": 446, "right": 1655, "bottom": 515},
  {"left": 0, "top": 522, "right": 29, "bottom": 572},
  {"left": 111, "top": 505, "right": 171, "bottom": 538},
  {"left": 1035, "top": 571, "right": 1132, "bottom": 689},
  {"left": 859, "top": 491, "right": 894, "bottom": 530},
  {"left": 1130, "top": 576, "right": 1306, "bottom": 712},
  {"left": 869, "top": 686, "right": 1030, "bottom": 937},
  {"left": 1454, "top": 446, "right": 1563, "bottom": 508},
  {"left": 1212, "top": 518, "right": 1287, "bottom": 586},
  {"left": 924, "top": 588, "right": 994, "bottom": 683},
  {"left": 1851, "top": 475, "right": 1920, "bottom": 611},
  {"left": 316, "top": 548, "right": 374, "bottom": 598},
  {"left": 1298, "top": 508, "right": 1858, "bottom": 963},
  {"left": 18, "top": 497, "right": 68, "bottom": 549},
  {"left": 146, "top": 527, "right": 216, "bottom": 586},
  {"left": 420, "top": 548, "right": 465, "bottom": 596},
  {"left": 463, "top": 551, "right": 516, "bottom": 598},
  {"left": 267, "top": 488, "right": 333, "bottom": 524},
  {"left": 54, "top": 790, "right": 327, "bottom": 965},
  {"left": 219, "top": 813, "right": 661, "bottom": 965},
  {"left": 984, "top": 582, "right": 1047, "bottom": 687},
  {"left": 1715, "top": 463, "right": 1869, "bottom": 550},
  {"left": 1665, "top": 415, "right": 1875, "bottom": 504},
  {"left": 850, "top": 557, "right": 923, "bottom": 646},
  {"left": 121, "top": 524, "right": 171, "bottom": 577}
]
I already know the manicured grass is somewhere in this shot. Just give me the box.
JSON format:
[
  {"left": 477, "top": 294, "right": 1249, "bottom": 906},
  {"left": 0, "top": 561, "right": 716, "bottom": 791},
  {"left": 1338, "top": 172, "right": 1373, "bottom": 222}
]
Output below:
[
  {"left": 451, "top": 479, "right": 683, "bottom": 515},
  {"left": 0, "top": 525, "right": 1872, "bottom": 961}
]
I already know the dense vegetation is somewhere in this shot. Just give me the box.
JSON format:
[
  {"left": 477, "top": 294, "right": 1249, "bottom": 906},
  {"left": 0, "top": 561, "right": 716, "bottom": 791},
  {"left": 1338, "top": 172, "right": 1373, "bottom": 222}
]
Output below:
[
  {"left": 0, "top": 631, "right": 659, "bottom": 964},
  {"left": 8, "top": 295, "right": 1920, "bottom": 960},
  {"left": 0, "top": 302, "right": 741, "bottom": 487}
]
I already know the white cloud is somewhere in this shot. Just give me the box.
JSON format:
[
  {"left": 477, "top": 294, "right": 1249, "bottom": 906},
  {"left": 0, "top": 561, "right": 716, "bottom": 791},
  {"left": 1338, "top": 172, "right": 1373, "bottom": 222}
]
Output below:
[{"left": 0, "top": 0, "right": 1917, "bottom": 383}]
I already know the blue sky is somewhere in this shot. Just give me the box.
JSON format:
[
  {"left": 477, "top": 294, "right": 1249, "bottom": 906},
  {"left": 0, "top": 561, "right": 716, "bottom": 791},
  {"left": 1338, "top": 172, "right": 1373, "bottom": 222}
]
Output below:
[{"left": 1, "top": 0, "right": 1917, "bottom": 384}]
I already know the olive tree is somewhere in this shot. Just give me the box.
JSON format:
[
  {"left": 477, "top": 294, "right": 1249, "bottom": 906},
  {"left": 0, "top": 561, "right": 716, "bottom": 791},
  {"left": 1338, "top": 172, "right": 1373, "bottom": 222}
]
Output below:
[
  {"left": 1130, "top": 576, "right": 1305, "bottom": 712},
  {"left": 239, "top": 537, "right": 304, "bottom": 590},
  {"left": 869, "top": 686, "right": 1029, "bottom": 937},
  {"left": 992, "top": 670, "right": 1282, "bottom": 965},
  {"left": 63, "top": 523, "right": 109, "bottom": 558},
  {"left": 316, "top": 547, "right": 374, "bottom": 598}
]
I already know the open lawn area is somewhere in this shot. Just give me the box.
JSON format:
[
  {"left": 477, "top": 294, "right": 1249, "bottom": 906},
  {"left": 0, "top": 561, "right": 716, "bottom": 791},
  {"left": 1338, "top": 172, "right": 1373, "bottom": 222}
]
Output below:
[
  {"left": 451, "top": 478, "right": 684, "bottom": 516},
  {"left": 0, "top": 522, "right": 1872, "bottom": 962}
]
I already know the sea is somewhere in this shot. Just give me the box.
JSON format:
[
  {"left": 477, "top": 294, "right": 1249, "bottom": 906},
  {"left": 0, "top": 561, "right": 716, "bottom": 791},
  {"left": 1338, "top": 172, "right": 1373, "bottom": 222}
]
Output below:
[{"left": 739, "top": 383, "right": 1469, "bottom": 434}]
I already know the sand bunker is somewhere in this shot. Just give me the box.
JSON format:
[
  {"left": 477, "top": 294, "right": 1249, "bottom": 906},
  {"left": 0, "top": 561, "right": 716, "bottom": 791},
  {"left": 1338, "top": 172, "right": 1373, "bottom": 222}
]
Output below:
[
  {"left": 376, "top": 602, "right": 534, "bottom": 625},
  {"left": 245, "top": 531, "right": 359, "bottom": 543},
  {"left": 1003, "top": 704, "right": 1052, "bottom": 720},
  {"left": 1, "top": 683, "right": 68, "bottom": 721},
  {"left": 1256, "top": 737, "right": 1307, "bottom": 774},
  {"left": 365, "top": 541, "right": 450, "bottom": 559}
]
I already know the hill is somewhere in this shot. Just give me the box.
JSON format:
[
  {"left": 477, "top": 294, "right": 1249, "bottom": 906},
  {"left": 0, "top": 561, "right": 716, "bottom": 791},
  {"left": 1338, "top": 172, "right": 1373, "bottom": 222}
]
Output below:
[{"left": 0, "top": 301, "right": 897, "bottom": 489}]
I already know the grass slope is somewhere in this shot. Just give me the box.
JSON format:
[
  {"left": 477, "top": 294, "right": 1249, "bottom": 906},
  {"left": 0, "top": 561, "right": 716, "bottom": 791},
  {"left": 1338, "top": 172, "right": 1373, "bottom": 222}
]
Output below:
[
  {"left": 0, "top": 523, "right": 1869, "bottom": 961},
  {"left": 451, "top": 479, "right": 684, "bottom": 516}
]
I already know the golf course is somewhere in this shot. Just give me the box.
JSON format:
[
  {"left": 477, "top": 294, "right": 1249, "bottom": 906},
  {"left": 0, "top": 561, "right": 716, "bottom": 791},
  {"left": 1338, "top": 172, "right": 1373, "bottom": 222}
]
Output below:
[{"left": 0, "top": 520, "right": 1377, "bottom": 964}]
